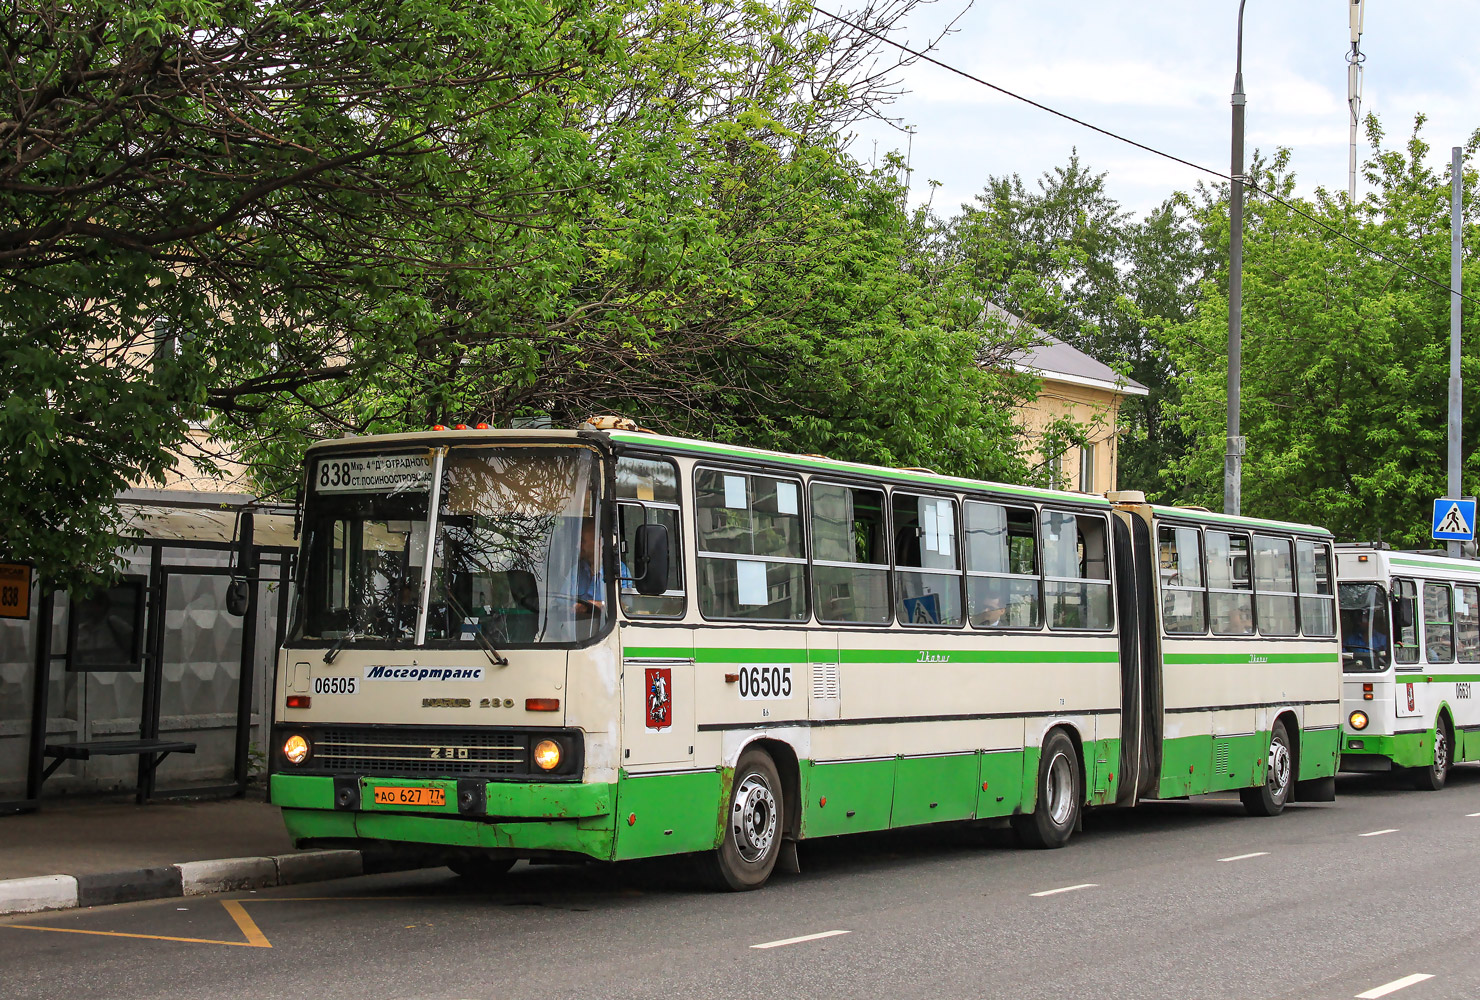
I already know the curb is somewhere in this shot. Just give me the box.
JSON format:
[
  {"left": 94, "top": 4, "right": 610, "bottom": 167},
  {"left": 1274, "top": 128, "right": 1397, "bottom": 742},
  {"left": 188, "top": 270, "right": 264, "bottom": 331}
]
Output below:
[{"left": 0, "top": 849, "right": 372, "bottom": 916}]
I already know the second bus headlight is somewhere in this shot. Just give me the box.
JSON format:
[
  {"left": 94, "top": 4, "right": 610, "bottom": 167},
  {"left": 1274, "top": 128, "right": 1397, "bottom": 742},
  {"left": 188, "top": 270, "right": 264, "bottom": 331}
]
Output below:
[
  {"left": 533, "top": 739, "right": 562, "bottom": 771},
  {"left": 1349, "top": 710, "right": 1369, "bottom": 731}
]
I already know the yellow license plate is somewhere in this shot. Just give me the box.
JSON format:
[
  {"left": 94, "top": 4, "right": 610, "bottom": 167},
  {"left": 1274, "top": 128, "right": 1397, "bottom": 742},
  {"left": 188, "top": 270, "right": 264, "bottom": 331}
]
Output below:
[{"left": 372, "top": 786, "right": 446, "bottom": 807}]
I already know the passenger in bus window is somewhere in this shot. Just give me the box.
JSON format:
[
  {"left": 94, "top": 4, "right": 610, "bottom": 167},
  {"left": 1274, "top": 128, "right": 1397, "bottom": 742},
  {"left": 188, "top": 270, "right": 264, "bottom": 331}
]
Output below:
[
  {"left": 572, "top": 518, "right": 604, "bottom": 616},
  {"left": 971, "top": 590, "right": 1007, "bottom": 628}
]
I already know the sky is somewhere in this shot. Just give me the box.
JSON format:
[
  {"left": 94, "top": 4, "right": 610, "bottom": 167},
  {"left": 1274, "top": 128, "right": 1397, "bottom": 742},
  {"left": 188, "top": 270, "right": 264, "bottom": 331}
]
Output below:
[{"left": 845, "top": 1, "right": 1480, "bottom": 220}]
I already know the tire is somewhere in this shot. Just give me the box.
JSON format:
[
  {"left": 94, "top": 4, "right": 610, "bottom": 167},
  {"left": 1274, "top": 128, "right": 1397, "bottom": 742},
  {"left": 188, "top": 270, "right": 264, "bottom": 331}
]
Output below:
[
  {"left": 1241, "top": 720, "right": 1294, "bottom": 817},
  {"left": 1011, "top": 729, "right": 1082, "bottom": 849},
  {"left": 448, "top": 855, "right": 515, "bottom": 882},
  {"left": 1411, "top": 717, "right": 1452, "bottom": 791},
  {"left": 704, "top": 749, "right": 784, "bottom": 891}
]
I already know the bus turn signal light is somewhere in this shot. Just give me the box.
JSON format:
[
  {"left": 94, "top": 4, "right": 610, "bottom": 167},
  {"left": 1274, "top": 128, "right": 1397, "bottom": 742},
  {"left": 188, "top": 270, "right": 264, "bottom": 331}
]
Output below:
[
  {"left": 1363, "top": 683, "right": 1374, "bottom": 701},
  {"left": 283, "top": 734, "right": 310, "bottom": 764},
  {"left": 1349, "top": 710, "right": 1369, "bottom": 731},
  {"left": 533, "top": 739, "right": 562, "bottom": 770},
  {"left": 526, "top": 698, "right": 560, "bottom": 712},
  {"left": 285, "top": 695, "right": 310, "bottom": 709}
]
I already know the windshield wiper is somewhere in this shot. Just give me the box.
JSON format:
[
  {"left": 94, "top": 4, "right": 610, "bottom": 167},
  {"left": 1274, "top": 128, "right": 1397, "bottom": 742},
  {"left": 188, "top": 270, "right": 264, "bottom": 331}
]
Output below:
[
  {"left": 438, "top": 587, "right": 510, "bottom": 667},
  {"left": 323, "top": 630, "right": 359, "bottom": 664}
]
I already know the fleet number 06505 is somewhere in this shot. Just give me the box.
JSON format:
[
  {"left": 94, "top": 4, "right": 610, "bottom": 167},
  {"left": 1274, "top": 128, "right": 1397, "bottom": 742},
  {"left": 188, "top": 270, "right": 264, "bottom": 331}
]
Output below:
[{"left": 738, "top": 665, "right": 792, "bottom": 700}]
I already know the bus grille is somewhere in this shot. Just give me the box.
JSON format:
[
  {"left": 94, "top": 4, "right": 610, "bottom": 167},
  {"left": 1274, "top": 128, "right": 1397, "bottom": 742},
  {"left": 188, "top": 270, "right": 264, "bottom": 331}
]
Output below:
[{"left": 313, "top": 727, "right": 528, "bottom": 778}]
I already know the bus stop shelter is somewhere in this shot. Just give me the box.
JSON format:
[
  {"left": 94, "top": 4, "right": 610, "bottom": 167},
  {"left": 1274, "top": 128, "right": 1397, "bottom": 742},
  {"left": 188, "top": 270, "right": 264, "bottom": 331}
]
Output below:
[{"left": 0, "top": 491, "right": 297, "bottom": 813}]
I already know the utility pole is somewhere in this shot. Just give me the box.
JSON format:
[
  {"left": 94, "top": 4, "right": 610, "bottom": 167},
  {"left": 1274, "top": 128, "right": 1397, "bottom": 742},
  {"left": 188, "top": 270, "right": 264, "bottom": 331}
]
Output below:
[
  {"left": 1347, "top": 1, "right": 1365, "bottom": 203},
  {"left": 1226, "top": 0, "right": 1248, "bottom": 517},
  {"left": 1450, "top": 146, "right": 1464, "bottom": 557}
]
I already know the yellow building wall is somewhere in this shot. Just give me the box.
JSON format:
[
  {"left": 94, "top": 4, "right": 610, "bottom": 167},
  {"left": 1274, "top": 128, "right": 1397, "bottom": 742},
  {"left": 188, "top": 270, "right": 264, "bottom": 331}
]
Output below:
[{"left": 1017, "top": 379, "right": 1127, "bottom": 495}]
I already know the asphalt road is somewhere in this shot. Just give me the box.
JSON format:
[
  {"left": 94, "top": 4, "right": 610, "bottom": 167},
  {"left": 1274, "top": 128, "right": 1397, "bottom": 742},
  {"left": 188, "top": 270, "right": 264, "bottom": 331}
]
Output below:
[{"left": 8, "top": 768, "right": 1480, "bottom": 1000}]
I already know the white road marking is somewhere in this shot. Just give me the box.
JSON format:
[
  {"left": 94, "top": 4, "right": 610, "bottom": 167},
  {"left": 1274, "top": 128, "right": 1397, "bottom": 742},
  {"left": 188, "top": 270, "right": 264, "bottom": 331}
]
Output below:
[
  {"left": 1030, "top": 883, "right": 1098, "bottom": 897},
  {"left": 1218, "top": 851, "right": 1270, "bottom": 862},
  {"left": 750, "top": 930, "right": 851, "bottom": 950},
  {"left": 1467, "top": 812, "right": 1480, "bottom": 818},
  {"left": 1359, "top": 828, "right": 1398, "bottom": 837},
  {"left": 1355, "top": 972, "right": 1434, "bottom": 998}
]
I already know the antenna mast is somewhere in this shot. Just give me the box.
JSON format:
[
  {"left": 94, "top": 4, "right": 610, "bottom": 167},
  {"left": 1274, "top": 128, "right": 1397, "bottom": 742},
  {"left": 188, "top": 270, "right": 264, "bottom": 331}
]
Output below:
[{"left": 1347, "top": 0, "right": 1366, "bottom": 204}]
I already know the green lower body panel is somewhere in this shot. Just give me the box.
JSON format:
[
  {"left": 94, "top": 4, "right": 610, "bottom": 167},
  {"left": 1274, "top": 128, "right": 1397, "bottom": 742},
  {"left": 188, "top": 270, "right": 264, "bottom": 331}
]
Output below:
[
  {"left": 800, "top": 759, "right": 896, "bottom": 837},
  {"left": 1088, "top": 738, "right": 1121, "bottom": 805},
  {"left": 1341, "top": 730, "right": 1432, "bottom": 769},
  {"left": 892, "top": 753, "right": 980, "bottom": 827},
  {"left": 1158, "top": 734, "right": 1213, "bottom": 798},
  {"left": 1298, "top": 727, "right": 1340, "bottom": 779},
  {"left": 611, "top": 769, "right": 726, "bottom": 860},
  {"left": 977, "top": 749, "right": 1027, "bottom": 818}
]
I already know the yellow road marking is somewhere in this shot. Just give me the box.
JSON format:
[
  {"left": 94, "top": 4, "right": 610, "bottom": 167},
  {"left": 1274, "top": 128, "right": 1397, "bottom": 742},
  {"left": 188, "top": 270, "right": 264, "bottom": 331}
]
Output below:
[
  {"left": 4, "top": 894, "right": 434, "bottom": 949},
  {"left": 222, "top": 900, "right": 271, "bottom": 948},
  {"left": 8, "top": 900, "right": 270, "bottom": 948}
]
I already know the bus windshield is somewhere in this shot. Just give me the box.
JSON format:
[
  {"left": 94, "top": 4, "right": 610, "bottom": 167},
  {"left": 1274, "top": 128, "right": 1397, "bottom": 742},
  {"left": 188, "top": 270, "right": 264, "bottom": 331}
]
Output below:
[
  {"left": 1339, "top": 582, "right": 1390, "bottom": 671},
  {"left": 294, "top": 444, "right": 607, "bottom": 645}
]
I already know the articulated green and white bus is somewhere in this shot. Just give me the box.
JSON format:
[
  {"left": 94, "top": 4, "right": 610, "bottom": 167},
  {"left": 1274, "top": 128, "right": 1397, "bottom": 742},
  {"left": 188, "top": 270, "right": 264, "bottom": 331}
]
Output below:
[
  {"left": 269, "top": 423, "right": 1341, "bottom": 889},
  {"left": 1337, "top": 544, "right": 1480, "bottom": 789}
]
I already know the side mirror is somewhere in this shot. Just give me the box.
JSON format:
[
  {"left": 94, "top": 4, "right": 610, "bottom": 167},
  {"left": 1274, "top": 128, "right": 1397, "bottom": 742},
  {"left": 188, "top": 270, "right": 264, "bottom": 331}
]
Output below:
[
  {"left": 225, "top": 510, "right": 255, "bottom": 617},
  {"left": 633, "top": 523, "right": 670, "bottom": 597},
  {"left": 225, "top": 579, "right": 251, "bottom": 616}
]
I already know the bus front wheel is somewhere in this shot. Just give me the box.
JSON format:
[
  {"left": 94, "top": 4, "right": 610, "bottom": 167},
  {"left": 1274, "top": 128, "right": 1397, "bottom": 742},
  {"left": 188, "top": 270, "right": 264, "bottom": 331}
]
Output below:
[
  {"left": 705, "top": 749, "right": 783, "bottom": 891},
  {"left": 1241, "top": 721, "right": 1293, "bottom": 817},
  {"left": 1012, "top": 729, "right": 1081, "bottom": 849},
  {"left": 1412, "top": 717, "right": 1452, "bottom": 791}
]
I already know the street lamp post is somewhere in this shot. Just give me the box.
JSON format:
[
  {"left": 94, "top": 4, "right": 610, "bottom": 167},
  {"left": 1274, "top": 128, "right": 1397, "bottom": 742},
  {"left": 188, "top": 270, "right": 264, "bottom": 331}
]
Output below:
[{"left": 1225, "top": 0, "right": 1248, "bottom": 517}]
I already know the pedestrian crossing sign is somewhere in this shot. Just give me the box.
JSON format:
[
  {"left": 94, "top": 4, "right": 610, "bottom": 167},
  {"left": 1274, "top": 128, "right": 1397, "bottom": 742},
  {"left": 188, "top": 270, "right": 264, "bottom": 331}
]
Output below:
[{"left": 1432, "top": 498, "right": 1477, "bottom": 541}]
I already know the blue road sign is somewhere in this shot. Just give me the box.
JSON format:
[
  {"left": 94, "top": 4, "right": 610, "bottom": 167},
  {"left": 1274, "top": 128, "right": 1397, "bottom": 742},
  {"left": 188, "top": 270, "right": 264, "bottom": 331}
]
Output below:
[{"left": 1432, "top": 498, "right": 1477, "bottom": 541}]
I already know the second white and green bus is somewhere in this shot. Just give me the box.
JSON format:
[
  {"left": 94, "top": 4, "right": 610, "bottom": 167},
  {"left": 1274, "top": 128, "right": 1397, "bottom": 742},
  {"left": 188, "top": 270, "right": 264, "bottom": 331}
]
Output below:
[
  {"left": 1337, "top": 544, "right": 1480, "bottom": 789},
  {"left": 268, "top": 423, "right": 1342, "bottom": 889}
]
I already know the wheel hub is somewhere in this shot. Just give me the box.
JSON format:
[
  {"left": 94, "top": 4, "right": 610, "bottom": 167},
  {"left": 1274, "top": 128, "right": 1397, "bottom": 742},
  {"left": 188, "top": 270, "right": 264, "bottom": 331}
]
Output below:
[
  {"left": 1045, "top": 751, "right": 1075, "bottom": 826},
  {"left": 1435, "top": 727, "right": 1449, "bottom": 773},
  {"left": 1268, "top": 738, "right": 1292, "bottom": 798},
  {"left": 731, "top": 773, "right": 778, "bottom": 864}
]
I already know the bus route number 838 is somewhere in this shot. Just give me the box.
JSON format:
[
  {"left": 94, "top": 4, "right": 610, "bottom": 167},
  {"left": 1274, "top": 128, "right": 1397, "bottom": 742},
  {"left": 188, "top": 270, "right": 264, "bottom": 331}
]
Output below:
[{"left": 737, "top": 665, "right": 792, "bottom": 700}]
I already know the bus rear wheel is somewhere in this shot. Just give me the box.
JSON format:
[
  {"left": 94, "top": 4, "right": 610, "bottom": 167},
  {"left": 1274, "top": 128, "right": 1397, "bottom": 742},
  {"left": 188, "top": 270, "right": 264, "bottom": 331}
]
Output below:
[
  {"left": 1012, "top": 729, "right": 1081, "bottom": 849},
  {"left": 1412, "top": 717, "right": 1452, "bottom": 791},
  {"left": 704, "top": 749, "right": 783, "bottom": 891},
  {"left": 1241, "top": 721, "right": 1293, "bottom": 817}
]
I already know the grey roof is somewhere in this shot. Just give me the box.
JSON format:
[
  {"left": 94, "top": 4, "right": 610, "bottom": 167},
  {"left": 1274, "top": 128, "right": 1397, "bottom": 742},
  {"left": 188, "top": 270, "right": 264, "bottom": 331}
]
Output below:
[{"left": 982, "top": 302, "right": 1149, "bottom": 397}]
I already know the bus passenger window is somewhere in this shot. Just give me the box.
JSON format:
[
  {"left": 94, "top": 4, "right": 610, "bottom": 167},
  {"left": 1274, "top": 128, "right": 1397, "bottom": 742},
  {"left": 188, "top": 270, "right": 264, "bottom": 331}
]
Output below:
[
  {"left": 964, "top": 501, "right": 1041, "bottom": 629},
  {"left": 810, "top": 483, "right": 890, "bottom": 624},
  {"left": 1457, "top": 585, "right": 1480, "bottom": 663},
  {"left": 1392, "top": 579, "right": 1419, "bottom": 665},
  {"left": 1296, "top": 540, "right": 1336, "bottom": 637},
  {"left": 1206, "top": 530, "right": 1254, "bottom": 635},
  {"left": 1424, "top": 583, "right": 1455, "bottom": 664},
  {"left": 616, "top": 456, "right": 685, "bottom": 618},
  {"left": 893, "top": 492, "right": 963, "bottom": 627},
  {"left": 1252, "top": 534, "right": 1297, "bottom": 636},
  {"left": 1041, "top": 510, "right": 1113, "bottom": 630},
  {"left": 1158, "top": 525, "right": 1206, "bottom": 634},
  {"left": 694, "top": 468, "right": 806, "bottom": 621}
]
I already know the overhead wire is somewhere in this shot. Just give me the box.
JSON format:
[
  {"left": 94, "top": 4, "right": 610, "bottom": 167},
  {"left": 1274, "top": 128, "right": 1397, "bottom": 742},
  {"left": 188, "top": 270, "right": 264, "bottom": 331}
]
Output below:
[{"left": 810, "top": 4, "right": 1479, "bottom": 306}]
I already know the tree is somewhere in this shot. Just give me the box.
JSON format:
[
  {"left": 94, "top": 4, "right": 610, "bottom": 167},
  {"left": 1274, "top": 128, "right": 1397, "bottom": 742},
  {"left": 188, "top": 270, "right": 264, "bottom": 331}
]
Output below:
[
  {"left": 937, "top": 152, "right": 1206, "bottom": 496},
  {"left": 1159, "top": 118, "right": 1480, "bottom": 543}
]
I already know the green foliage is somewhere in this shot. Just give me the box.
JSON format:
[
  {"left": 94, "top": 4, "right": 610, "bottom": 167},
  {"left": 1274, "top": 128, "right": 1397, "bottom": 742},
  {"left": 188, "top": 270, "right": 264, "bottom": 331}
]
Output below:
[
  {"left": 4, "top": 0, "right": 1038, "bottom": 589},
  {"left": 1159, "top": 119, "right": 1480, "bottom": 543}
]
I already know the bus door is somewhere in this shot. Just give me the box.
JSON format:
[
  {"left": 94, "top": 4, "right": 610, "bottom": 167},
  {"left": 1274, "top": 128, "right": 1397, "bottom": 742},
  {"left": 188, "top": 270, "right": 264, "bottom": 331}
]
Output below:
[{"left": 1112, "top": 510, "right": 1162, "bottom": 805}]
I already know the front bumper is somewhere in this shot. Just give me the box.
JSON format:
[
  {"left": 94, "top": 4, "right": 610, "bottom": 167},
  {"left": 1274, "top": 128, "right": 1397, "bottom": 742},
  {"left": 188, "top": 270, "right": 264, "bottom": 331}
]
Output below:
[{"left": 271, "top": 773, "right": 616, "bottom": 860}]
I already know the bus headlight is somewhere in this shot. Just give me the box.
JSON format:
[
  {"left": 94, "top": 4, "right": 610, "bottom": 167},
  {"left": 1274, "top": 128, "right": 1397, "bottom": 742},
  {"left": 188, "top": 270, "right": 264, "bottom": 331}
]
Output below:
[
  {"left": 533, "top": 739, "right": 562, "bottom": 771},
  {"left": 283, "top": 734, "right": 310, "bottom": 765},
  {"left": 1349, "top": 711, "right": 1369, "bottom": 731}
]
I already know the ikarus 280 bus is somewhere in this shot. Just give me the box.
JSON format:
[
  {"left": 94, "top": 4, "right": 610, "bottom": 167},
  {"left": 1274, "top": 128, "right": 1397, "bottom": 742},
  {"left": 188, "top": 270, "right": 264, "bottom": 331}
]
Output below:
[
  {"left": 269, "top": 421, "right": 1342, "bottom": 889},
  {"left": 1337, "top": 544, "right": 1480, "bottom": 789}
]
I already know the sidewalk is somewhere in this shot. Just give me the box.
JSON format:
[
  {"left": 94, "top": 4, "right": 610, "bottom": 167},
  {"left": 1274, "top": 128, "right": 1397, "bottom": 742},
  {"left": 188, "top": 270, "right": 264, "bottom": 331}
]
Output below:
[
  {"left": 0, "top": 795, "right": 294, "bottom": 880},
  {"left": 0, "top": 793, "right": 410, "bottom": 915}
]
